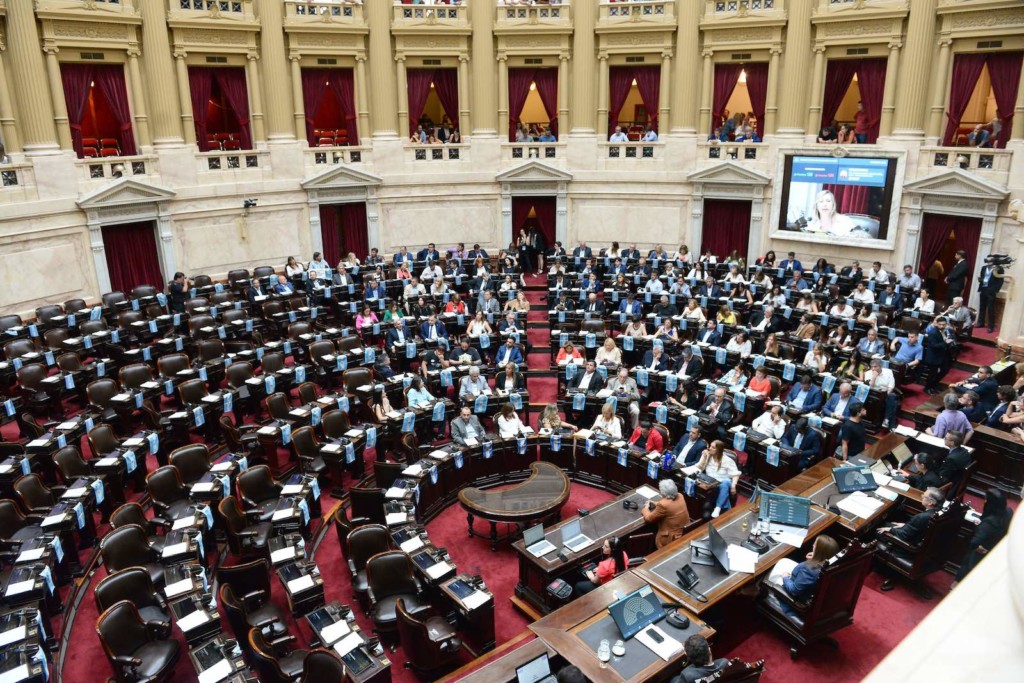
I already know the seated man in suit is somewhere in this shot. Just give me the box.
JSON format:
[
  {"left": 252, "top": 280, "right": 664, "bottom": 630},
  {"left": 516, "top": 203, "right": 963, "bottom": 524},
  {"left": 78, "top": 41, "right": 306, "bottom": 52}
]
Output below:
[
  {"left": 583, "top": 292, "right": 605, "bottom": 315},
  {"left": 572, "top": 241, "right": 593, "bottom": 259},
  {"left": 641, "top": 479, "right": 691, "bottom": 549},
  {"left": 781, "top": 417, "right": 822, "bottom": 470},
  {"left": 385, "top": 318, "right": 412, "bottom": 348},
  {"left": 247, "top": 279, "right": 267, "bottom": 303},
  {"left": 274, "top": 275, "right": 295, "bottom": 295},
  {"left": 672, "top": 635, "right": 729, "bottom": 683},
  {"left": 374, "top": 351, "right": 396, "bottom": 380},
  {"left": 695, "top": 319, "right": 722, "bottom": 347},
  {"left": 419, "top": 315, "right": 448, "bottom": 342},
  {"left": 822, "top": 382, "right": 854, "bottom": 419},
  {"left": 449, "top": 338, "right": 482, "bottom": 366},
  {"left": 393, "top": 246, "right": 413, "bottom": 267},
  {"left": 566, "top": 360, "right": 601, "bottom": 423},
  {"left": 751, "top": 306, "right": 781, "bottom": 334},
  {"left": 606, "top": 366, "right": 641, "bottom": 430},
  {"left": 494, "top": 337, "right": 523, "bottom": 368},
  {"left": 640, "top": 344, "right": 669, "bottom": 373},
  {"left": 671, "top": 425, "right": 707, "bottom": 469},
  {"left": 699, "top": 276, "right": 722, "bottom": 299},
  {"left": 478, "top": 290, "right": 501, "bottom": 316},
  {"left": 958, "top": 390, "right": 986, "bottom": 423},
  {"left": 840, "top": 260, "right": 863, "bottom": 281},
  {"left": 609, "top": 258, "right": 628, "bottom": 276},
  {"left": 699, "top": 387, "right": 733, "bottom": 440},
  {"left": 458, "top": 365, "right": 490, "bottom": 404},
  {"left": 653, "top": 295, "right": 678, "bottom": 318},
  {"left": 467, "top": 244, "right": 488, "bottom": 260},
  {"left": 621, "top": 243, "right": 640, "bottom": 261},
  {"left": 673, "top": 346, "right": 703, "bottom": 379},
  {"left": 416, "top": 243, "right": 440, "bottom": 263},
  {"left": 451, "top": 405, "right": 484, "bottom": 446},
  {"left": 939, "top": 429, "right": 971, "bottom": 488},
  {"left": 498, "top": 312, "right": 522, "bottom": 335},
  {"left": 786, "top": 270, "right": 809, "bottom": 291},
  {"left": 876, "top": 487, "right": 945, "bottom": 590},
  {"left": 332, "top": 267, "right": 354, "bottom": 287},
  {"left": 950, "top": 365, "right": 998, "bottom": 412},
  {"left": 786, "top": 374, "right": 823, "bottom": 415},
  {"left": 363, "top": 278, "right": 386, "bottom": 301},
  {"left": 985, "top": 385, "right": 1015, "bottom": 428},
  {"left": 856, "top": 328, "right": 886, "bottom": 356},
  {"left": 619, "top": 293, "right": 642, "bottom": 318},
  {"left": 779, "top": 252, "right": 803, "bottom": 273}
]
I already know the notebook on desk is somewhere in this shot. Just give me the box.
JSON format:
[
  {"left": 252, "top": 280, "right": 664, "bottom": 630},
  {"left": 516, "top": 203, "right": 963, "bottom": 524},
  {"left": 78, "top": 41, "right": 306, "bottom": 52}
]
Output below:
[{"left": 516, "top": 653, "right": 557, "bottom": 683}]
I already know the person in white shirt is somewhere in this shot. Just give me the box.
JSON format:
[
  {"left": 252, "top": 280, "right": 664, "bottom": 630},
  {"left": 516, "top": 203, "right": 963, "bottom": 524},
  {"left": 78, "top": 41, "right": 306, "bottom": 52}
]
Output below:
[
  {"left": 609, "top": 126, "right": 628, "bottom": 142},
  {"left": 683, "top": 299, "right": 707, "bottom": 323},
  {"left": 285, "top": 256, "right": 305, "bottom": 278},
  {"left": 867, "top": 261, "right": 889, "bottom": 284},
  {"left": 644, "top": 274, "right": 664, "bottom": 294},
  {"left": 403, "top": 277, "right": 426, "bottom": 301},
  {"left": 864, "top": 358, "right": 899, "bottom": 428},
  {"left": 595, "top": 337, "right": 622, "bottom": 366},
  {"left": 466, "top": 311, "right": 492, "bottom": 337},
  {"left": 421, "top": 263, "right": 443, "bottom": 282},
  {"left": 912, "top": 289, "right": 935, "bottom": 314},
  {"left": 499, "top": 275, "right": 517, "bottom": 293},
  {"left": 721, "top": 362, "right": 748, "bottom": 389},
  {"left": 752, "top": 306, "right": 775, "bottom": 332},
  {"left": 829, "top": 301, "right": 855, "bottom": 318},
  {"left": 751, "top": 405, "right": 787, "bottom": 440},
  {"left": 803, "top": 345, "right": 830, "bottom": 373},
  {"left": 429, "top": 279, "right": 448, "bottom": 296},
  {"left": 308, "top": 252, "right": 330, "bottom": 278},
  {"left": 725, "top": 331, "right": 752, "bottom": 358},
  {"left": 641, "top": 125, "right": 658, "bottom": 142},
  {"left": 723, "top": 266, "right": 746, "bottom": 285},
  {"left": 591, "top": 402, "right": 622, "bottom": 440},
  {"left": 496, "top": 403, "right": 527, "bottom": 438},
  {"left": 851, "top": 282, "right": 875, "bottom": 305}
]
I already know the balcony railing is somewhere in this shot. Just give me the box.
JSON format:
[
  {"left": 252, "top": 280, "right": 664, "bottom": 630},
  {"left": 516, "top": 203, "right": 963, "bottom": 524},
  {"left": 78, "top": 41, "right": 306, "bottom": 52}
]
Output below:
[
  {"left": 920, "top": 146, "right": 1012, "bottom": 182},
  {"left": 197, "top": 149, "right": 267, "bottom": 172},
  {"left": 599, "top": 1, "right": 673, "bottom": 22},
  {"left": 177, "top": 0, "right": 245, "bottom": 12},
  {"left": 497, "top": 2, "right": 570, "bottom": 25},
  {"left": 600, "top": 142, "right": 661, "bottom": 159},
  {"left": 710, "top": 0, "right": 779, "bottom": 13},
  {"left": 0, "top": 164, "right": 35, "bottom": 204},
  {"left": 698, "top": 141, "right": 764, "bottom": 161},
  {"left": 76, "top": 155, "right": 157, "bottom": 181},
  {"left": 306, "top": 146, "right": 369, "bottom": 166},
  {"left": 393, "top": 2, "right": 468, "bottom": 25},
  {"left": 503, "top": 142, "right": 564, "bottom": 161},
  {"left": 284, "top": 1, "right": 364, "bottom": 23},
  {"left": 407, "top": 143, "right": 468, "bottom": 162}
]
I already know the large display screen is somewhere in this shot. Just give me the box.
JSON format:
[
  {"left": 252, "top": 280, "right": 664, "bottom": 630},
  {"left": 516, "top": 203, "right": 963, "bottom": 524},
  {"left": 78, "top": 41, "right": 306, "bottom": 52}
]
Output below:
[{"left": 778, "top": 155, "right": 898, "bottom": 241}]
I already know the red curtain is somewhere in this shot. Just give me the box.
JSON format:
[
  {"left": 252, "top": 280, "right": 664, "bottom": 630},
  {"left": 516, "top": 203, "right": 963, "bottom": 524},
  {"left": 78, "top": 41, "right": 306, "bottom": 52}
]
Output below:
[
  {"left": 712, "top": 64, "right": 743, "bottom": 132},
  {"left": 406, "top": 69, "right": 435, "bottom": 134},
  {"left": 327, "top": 69, "right": 358, "bottom": 146},
  {"left": 633, "top": 66, "right": 661, "bottom": 130},
  {"left": 856, "top": 59, "right": 887, "bottom": 143},
  {"left": 745, "top": 63, "right": 769, "bottom": 138},
  {"left": 93, "top": 65, "right": 136, "bottom": 156},
  {"left": 918, "top": 214, "right": 982, "bottom": 286},
  {"left": 608, "top": 67, "right": 635, "bottom": 133},
  {"left": 319, "top": 204, "right": 341, "bottom": 266},
  {"left": 701, "top": 200, "right": 751, "bottom": 259},
  {"left": 823, "top": 183, "right": 871, "bottom": 215},
  {"left": 301, "top": 69, "right": 330, "bottom": 145},
  {"left": 511, "top": 197, "right": 534, "bottom": 235},
  {"left": 188, "top": 67, "right": 214, "bottom": 151},
  {"left": 954, "top": 217, "right": 982, "bottom": 289},
  {"left": 820, "top": 59, "right": 860, "bottom": 128},
  {"left": 303, "top": 68, "right": 358, "bottom": 146},
  {"left": 532, "top": 197, "right": 557, "bottom": 247},
  {"left": 942, "top": 53, "right": 988, "bottom": 146},
  {"left": 213, "top": 68, "right": 252, "bottom": 150},
  {"left": 432, "top": 69, "right": 460, "bottom": 131},
  {"left": 339, "top": 203, "right": 369, "bottom": 263},
  {"left": 102, "top": 222, "right": 163, "bottom": 294},
  {"left": 507, "top": 68, "right": 535, "bottom": 141},
  {"left": 60, "top": 63, "right": 94, "bottom": 155},
  {"left": 987, "top": 52, "right": 1023, "bottom": 148},
  {"left": 534, "top": 69, "right": 559, "bottom": 139}
]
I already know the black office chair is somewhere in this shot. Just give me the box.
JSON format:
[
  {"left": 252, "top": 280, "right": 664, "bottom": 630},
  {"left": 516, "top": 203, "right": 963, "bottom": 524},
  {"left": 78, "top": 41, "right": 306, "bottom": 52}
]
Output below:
[
  {"left": 365, "top": 551, "right": 430, "bottom": 646},
  {"left": 96, "top": 600, "right": 180, "bottom": 683},
  {"left": 95, "top": 567, "right": 172, "bottom": 639}
]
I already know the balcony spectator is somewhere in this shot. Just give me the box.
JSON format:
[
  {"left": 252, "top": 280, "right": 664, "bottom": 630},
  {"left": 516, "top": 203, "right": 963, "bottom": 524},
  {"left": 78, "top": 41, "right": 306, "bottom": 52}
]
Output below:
[
  {"left": 817, "top": 121, "right": 838, "bottom": 144},
  {"left": 609, "top": 126, "right": 628, "bottom": 142},
  {"left": 641, "top": 125, "right": 658, "bottom": 142}
]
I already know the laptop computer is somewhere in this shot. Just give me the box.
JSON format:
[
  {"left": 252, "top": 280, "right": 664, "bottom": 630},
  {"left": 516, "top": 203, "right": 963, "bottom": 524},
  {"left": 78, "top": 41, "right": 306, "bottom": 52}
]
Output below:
[
  {"left": 516, "top": 653, "right": 557, "bottom": 683},
  {"left": 560, "top": 518, "right": 594, "bottom": 553},
  {"left": 833, "top": 467, "right": 878, "bottom": 494},
  {"left": 608, "top": 584, "right": 666, "bottom": 639},
  {"left": 523, "top": 523, "right": 556, "bottom": 557}
]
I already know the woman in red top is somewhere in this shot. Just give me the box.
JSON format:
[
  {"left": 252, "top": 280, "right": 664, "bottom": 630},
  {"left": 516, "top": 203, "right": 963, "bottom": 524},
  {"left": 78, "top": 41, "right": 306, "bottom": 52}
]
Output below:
[
  {"left": 574, "top": 536, "right": 628, "bottom": 595},
  {"left": 748, "top": 366, "right": 773, "bottom": 396},
  {"left": 444, "top": 293, "right": 467, "bottom": 315}
]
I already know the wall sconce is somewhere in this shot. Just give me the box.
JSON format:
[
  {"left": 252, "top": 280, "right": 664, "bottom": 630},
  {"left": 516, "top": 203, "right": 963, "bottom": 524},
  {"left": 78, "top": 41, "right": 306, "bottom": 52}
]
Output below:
[
  {"left": 956, "top": 154, "right": 969, "bottom": 170},
  {"left": 727, "top": 147, "right": 738, "bottom": 159},
  {"left": 111, "top": 164, "right": 125, "bottom": 178}
]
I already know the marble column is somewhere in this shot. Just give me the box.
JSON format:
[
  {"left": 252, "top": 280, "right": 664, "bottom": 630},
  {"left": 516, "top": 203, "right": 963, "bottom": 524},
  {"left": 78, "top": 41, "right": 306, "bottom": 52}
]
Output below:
[
  {"left": 776, "top": 0, "right": 814, "bottom": 136},
  {"left": 355, "top": 56, "right": 371, "bottom": 144},
  {"left": 879, "top": 39, "right": 902, "bottom": 137},
  {"left": 497, "top": 56, "right": 509, "bottom": 141},
  {"left": 246, "top": 55, "right": 267, "bottom": 144},
  {"left": 470, "top": 0, "right": 497, "bottom": 136},
  {"left": 596, "top": 54, "right": 609, "bottom": 136},
  {"left": 139, "top": 0, "right": 184, "bottom": 145},
  {"left": 256, "top": 0, "right": 294, "bottom": 141},
  {"left": 395, "top": 56, "right": 409, "bottom": 137},
  {"left": 893, "top": 0, "right": 938, "bottom": 138},
  {"left": 0, "top": 49, "right": 22, "bottom": 152},
  {"left": 43, "top": 46, "right": 73, "bottom": 150},
  {"left": 659, "top": 51, "right": 672, "bottom": 132},
  {"left": 698, "top": 50, "right": 714, "bottom": 136},
  {"left": 764, "top": 47, "right": 782, "bottom": 136},
  {"left": 5, "top": 0, "right": 58, "bottom": 153},
  {"left": 458, "top": 55, "right": 470, "bottom": 134},
  {"left": 1012, "top": 61, "right": 1024, "bottom": 142},
  {"left": 806, "top": 47, "right": 826, "bottom": 136},
  {"left": 671, "top": 0, "right": 701, "bottom": 134},
  {"left": 175, "top": 51, "right": 197, "bottom": 145},
  {"left": 367, "top": 0, "right": 399, "bottom": 137},
  {"left": 569, "top": 0, "right": 597, "bottom": 134},
  {"left": 926, "top": 37, "right": 953, "bottom": 141},
  {"left": 289, "top": 56, "right": 306, "bottom": 142},
  {"left": 127, "top": 48, "right": 152, "bottom": 149},
  {"left": 558, "top": 54, "right": 570, "bottom": 132}
]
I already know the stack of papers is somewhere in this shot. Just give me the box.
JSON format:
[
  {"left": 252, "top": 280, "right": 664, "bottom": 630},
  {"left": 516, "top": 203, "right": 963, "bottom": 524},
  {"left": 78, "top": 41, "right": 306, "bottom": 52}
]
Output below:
[
  {"left": 726, "top": 545, "right": 759, "bottom": 574},
  {"left": 163, "top": 542, "right": 190, "bottom": 558},
  {"left": 403, "top": 464, "right": 423, "bottom": 476},
  {"left": 385, "top": 487, "right": 408, "bottom": 499},
  {"left": 164, "top": 578, "right": 193, "bottom": 599},
  {"left": 385, "top": 512, "right": 409, "bottom": 526},
  {"left": 399, "top": 537, "right": 424, "bottom": 553},
  {"left": 636, "top": 625, "right": 682, "bottom": 661},
  {"left": 257, "top": 426, "right": 278, "bottom": 435},
  {"left": 333, "top": 631, "right": 364, "bottom": 658},
  {"left": 272, "top": 508, "right": 296, "bottom": 521},
  {"left": 270, "top": 546, "right": 298, "bottom": 564},
  {"left": 281, "top": 484, "right": 304, "bottom": 495},
  {"left": 177, "top": 609, "right": 211, "bottom": 632},
  {"left": 320, "top": 619, "right": 351, "bottom": 645},
  {"left": 836, "top": 491, "right": 885, "bottom": 518},
  {"left": 197, "top": 659, "right": 234, "bottom": 683},
  {"left": 636, "top": 485, "right": 659, "bottom": 499},
  {"left": 462, "top": 591, "right": 491, "bottom": 610},
  {"left": 426, "top": 562, "right": 451, "bottom": 580},
  {"left": 287, "top": 574, "right": 316, "bottom": 594}
]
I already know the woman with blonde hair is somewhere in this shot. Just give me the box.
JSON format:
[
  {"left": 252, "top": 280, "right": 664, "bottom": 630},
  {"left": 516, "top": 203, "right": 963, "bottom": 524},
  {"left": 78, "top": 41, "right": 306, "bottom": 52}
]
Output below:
[
  {"left": 595, "top": 337, "right": 622, "bottom": 366},
  {"left": 591, "top": 402, "right": 622, "bottom": 439}
]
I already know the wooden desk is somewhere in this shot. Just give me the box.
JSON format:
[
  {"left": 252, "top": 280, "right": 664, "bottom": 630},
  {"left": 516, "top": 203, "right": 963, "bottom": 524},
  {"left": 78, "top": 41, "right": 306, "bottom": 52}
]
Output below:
[
  {"left": 530, "top": 572, "right": 713, "bottom": 683},
  {"left": 438, "top": 638, "right": 556, "bottom": 683},
  {"left": 633, "top": 502, "right": 837, "bottom": 615}
]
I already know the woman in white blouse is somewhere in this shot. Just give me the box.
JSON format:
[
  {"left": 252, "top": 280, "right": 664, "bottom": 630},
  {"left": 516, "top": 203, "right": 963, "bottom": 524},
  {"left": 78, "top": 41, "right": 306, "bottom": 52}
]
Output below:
[
  {"left": 803, "top": 344, "right": 830, "bottom": 373},
  {"left": 673, "top": 244, "right": 691, "bottom": 263},
  {"left": 466, "top": 311, "right": 492, "bottom": 337},
  {"left": 285, "top": 256, "right": 304, "bottom": 278},
  {"left": 496, "top": 403, "right": 527, "bottom": 438},
  {"left": 750, "top": 271, "right": 772, "bottom": 290},
  {"left": 623, "top": 318, "right": 648, "bottom": 338},
  {"left": 695, "top": 440, "right": 741, "bottom": 518},
  {"left": 723, "top": 266, "right": 746, "bottom": 285},
  {"left": 683, "top": 299, "right": 707, "bottom": 324},
  {"left": 591, "top": 402, "right": 622, "bottom": 440},
  {"left": 725, "top": 331, "right": 752, "bottom": 358},
  {"left": 912, "top": 288, "right": 935, "bottom": 314},
  {"left": 595, "top": 337, "right": 622, "bottom": 366}
]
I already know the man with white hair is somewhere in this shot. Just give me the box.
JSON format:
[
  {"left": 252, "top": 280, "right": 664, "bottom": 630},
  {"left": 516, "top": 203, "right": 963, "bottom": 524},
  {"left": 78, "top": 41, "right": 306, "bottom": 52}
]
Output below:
[
  {"left": 941, "top": 297, "right": 974, "bottom": 333},
  {"left": 458, "top": 365, "right": 489, "bottom": 405},
  {"left": 864, "top": 358, "right": 899, "bottom": 428},
  {"left": 822, "top": 382, "right": 854, "bottom": 419},
  {"left": 640, "top": 479, "right": 691, "bottom": 548},
  {"left": 876, "top": 487, "right": 946, "bottom": 591}
]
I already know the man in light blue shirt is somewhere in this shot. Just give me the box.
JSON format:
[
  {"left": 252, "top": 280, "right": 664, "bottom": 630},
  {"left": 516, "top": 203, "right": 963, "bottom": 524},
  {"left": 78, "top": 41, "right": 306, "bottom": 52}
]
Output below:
[
  {"left": 644, "top": 274, "right": 664, "bottom": 294},
  {"left": 641, "top": 125, "right": 658, "bottom": 142},
  {"left": 891, "top": 331, "right": 923, "bottom": 378},
  {"left": 538, "top": 128, "right": 556, "bottom": 142}
]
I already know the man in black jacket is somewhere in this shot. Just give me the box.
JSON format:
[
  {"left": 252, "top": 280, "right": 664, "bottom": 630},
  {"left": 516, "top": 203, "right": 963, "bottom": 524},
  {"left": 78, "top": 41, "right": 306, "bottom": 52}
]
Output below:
[
  {"left": 939, "top": 429, "right": 971, "bottom": 489},
  {"left": 877, "top": 487, "right": 945, "bottom": 591},
  {"left": 950, "top": 365, "right": 998, "bottom": 412},
  {"left": 944, "top": 249, "right": 969, "bottom": 305},
  {"left": 976, "top": 259, "right": 1005, "bottom": 332},
  {"left": 672, "top": 635, "right": 729, "bottom": 683}
]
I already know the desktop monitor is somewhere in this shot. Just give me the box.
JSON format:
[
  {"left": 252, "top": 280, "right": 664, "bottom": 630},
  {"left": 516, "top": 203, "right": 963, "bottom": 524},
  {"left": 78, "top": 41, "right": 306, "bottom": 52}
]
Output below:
[
  {"left": 832, "top": 467, "right": 878, "bottom": 494},
  {"left": 758, "top": 492, "right": 812, "bottom": 528},
  {"left": 607, "top": 584, "right": 665, "bottom": 639}
]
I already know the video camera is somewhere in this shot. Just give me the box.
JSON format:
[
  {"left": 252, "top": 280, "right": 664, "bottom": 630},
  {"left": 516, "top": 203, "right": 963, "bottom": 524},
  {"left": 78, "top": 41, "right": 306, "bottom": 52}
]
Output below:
[{"left": 985, "top": 253, "right": 1015, "bottom": 267}]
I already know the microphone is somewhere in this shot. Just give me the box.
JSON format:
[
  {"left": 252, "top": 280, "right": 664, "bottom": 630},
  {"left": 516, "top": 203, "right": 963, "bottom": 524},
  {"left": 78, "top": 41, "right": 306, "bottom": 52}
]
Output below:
[{"left": 825, "top": 493, "right": 841, "bottom": 514}]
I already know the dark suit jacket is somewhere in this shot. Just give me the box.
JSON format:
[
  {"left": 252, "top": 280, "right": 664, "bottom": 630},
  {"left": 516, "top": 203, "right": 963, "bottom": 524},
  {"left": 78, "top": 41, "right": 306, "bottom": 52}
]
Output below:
[
  {"left": 640, "top": 351, "right": 669, "bottom": 372},
  {"left": 970, "top": 377, "right": 999, "bottom": 412},
  {"left": 781, "top": 425, "right": 821, "bottom": 458},
  {"left": 892, "top": 509, "right": 935, "bottom": 546},
  {"left": 419, "top": 320, "right": 448, "bottom": 340},
  {"left": 840, "top": 266, "right": 863, "bottom": 281},
  {"left": 568, "top": 371, "right": 601, "bottom": 395},
  {"left": 573, "top": 247, "right": 593, "bottom": 259},
  {"left": 779, "top": 259, "right": 803, "bottom": 272},
  {"left": 877, "top": 291, "right": 900, "bottom": 307},
  {"left": 467, "top": 249, "right": 489, "bottom": 260},
  {"left": 494, "top": 372, "right": 526, "bottom": 392},
  {"left": 610, "top": 264, "right": 628, "bottom": 276},
  {"left": 910, "top": 468, "right": 943, "bottom": 491},
  {"left": 673, "top": 436, "right": 707, "bottom": 466},
  {"left": 416, "top": 248, "right": 440, "bottom": 263},
  {"left": 977, "top": 265, "right": 1005, "bottom": 294},
  {"left": 755, "top": 314, "right": 782, "bottom": 334},
  {"left": 946, "top": 259, "right": 969, "bottom": 292},
  {"left": 986, "top": 403, "right": 1010, "bottom": 428},
  {"left": 699, "top": 285, "right": 723, "bottom": 299},
  {"left": 247, "top": 285, "right": 266, "bottom": 304},
  {"left": 822, "top": 392, "right": 853, "bottom": 418},
  {"left": 621, "top": 248, "right": 640, "bottom": 260},
  {"left": 393, "top": 252, "right": 413, "bottom": 266},
  {"left": 786, "top": 384, "right": 823, "bottom": 413},
  {"left": 698, "top": 396, "right": 732, "bottom": 425},
  {"left": 696, "top": 328, "right": 722, "bottom": 346},
  {"left": 922, "top": 327, "right": 948, "bottom": 365},
  {"left": 939, "top": 447, "right": 971, "bottom": 487},
  {"left": 619, "top": 300, "right": 643, "bottom": 317},
  {"left": 385, "top": 325, "right": 412, "bottom": 346},
  {"left": 585, "top": 300, "right": 605, "bottom": 315},
  {"left": 672, "top": 355, "right": 703, "bottom": 378}
]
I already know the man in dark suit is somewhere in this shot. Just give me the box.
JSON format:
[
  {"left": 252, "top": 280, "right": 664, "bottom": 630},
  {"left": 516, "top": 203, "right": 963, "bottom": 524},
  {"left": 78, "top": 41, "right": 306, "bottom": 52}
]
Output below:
[
  {"left": 752, "top": 306, "right": 781, "bottom": 334},
  {"left": 696, "top": 319, "right": 722, "bottom": 346},
  {"left": 921, "top": 318, "right": 951, "bottom": 394},
  {"left": 976, "top": 258, "right": 1005, "bottom": 332},
  {"left": 393, "top": 246, "right": 413, "bottom": 267},
  {"left": 699, "top": 387, "right": 733, "bottom": 439},
  {"left": 385, "top": 319, "right": 412, "bottom": 348},
  {"left": 416, "top": 243, "right": 440, "bottom": 263},
  {"left": 786, "top": 374, "right": 823, "bottom": 414},
  {"left": 822, "top": 382, "right": 854, "bottom": 418},
  {"left": 419, "top": 315, "right": 447, "bottom": 342},
  {"left": 699, "top": 276, "right": 722, "bottom": 299},
  {"left": 877, "top": 284, "right": 901, "bottom": 308},
  {"left": 782, "top": 417, "right": 822, "bottom": 470},
  {"left": 672, "top": 347, "right": 703, "bottom": 379},
  {"left": 944, "top": 249, "right": 969, "bottom": 305},
  {"left": 572, "top": 241, "right": 592, "bottom": 259},
  {"left": 363, "top": 278, "right": 386, "bottom": 301},
  {"left": 671, "top": 426, "right": 707, "bottom": 468},
  {"left": 621, "top": 244, "right": 640, "bottom": 261},
  {"left": 939, "top": 429, "right": 971, "bottom": 488},
  {"left": 246, "top": 279, "right": 266, "bottom": 304},
  {"left": 619, "top": 294, "right": 642, "bottom": 318},
  {"left": 958, "top": 391, "right": 986, "bottom": 423},
  {"left": 951, "top": 365, "right": 998, "bottom": 412},
  {"left": 779, "top": 252, "right": 803, "bottom": 273},
  {"left": 566, "top": 360, "right": 601, "bottom": 423},
  {"left": 840, "top": 260, "right": 863, "bottom": 281},
  {"left": 877, "top": 487, "right": 945, "bottom": 590},
  {"left": 584, "top": 293, "right": 605, "bottom": 315},
  {"left": 609, "top": 258, "right": 628, "bottom": 276},
  {"left": 467, "top": 244, "right": 489, "bottom": 260},
  {"left": 985, "top": 386, "right": 1015, "bottom": 428},
  {"left": 494, "top": 337, "right": 524, "bottom": 368},
  {"left": 640, "top": 346, "right": 669, "bottom": 372}
]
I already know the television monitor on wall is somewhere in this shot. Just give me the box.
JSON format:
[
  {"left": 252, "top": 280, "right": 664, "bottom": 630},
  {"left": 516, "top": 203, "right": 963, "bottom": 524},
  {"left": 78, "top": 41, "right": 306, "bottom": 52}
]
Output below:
[{"left": 777, "top": 154, "right": 898, "bottom": 242}]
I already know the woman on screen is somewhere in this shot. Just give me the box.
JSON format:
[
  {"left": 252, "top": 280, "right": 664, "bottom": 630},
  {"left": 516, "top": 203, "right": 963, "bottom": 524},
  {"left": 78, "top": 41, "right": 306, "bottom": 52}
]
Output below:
[{"left": 806, "top": 190, "right": 858, "bottom": 237}]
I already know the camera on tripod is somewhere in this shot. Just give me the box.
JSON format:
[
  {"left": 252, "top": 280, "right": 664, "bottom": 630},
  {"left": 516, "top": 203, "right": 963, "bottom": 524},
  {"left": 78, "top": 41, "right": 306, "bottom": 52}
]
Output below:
[{"left": 985, "top": 253, "right": 1015, "bottom": 267}]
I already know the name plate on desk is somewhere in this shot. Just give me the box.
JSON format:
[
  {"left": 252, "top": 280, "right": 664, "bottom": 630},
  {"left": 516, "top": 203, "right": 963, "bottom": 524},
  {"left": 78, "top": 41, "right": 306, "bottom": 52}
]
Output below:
[
  {"left": 320, "top": 619, "right": 351, "bottom": 646},
  {"left": 287, "top": 574, "right": 316, "bottom": 594}
]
